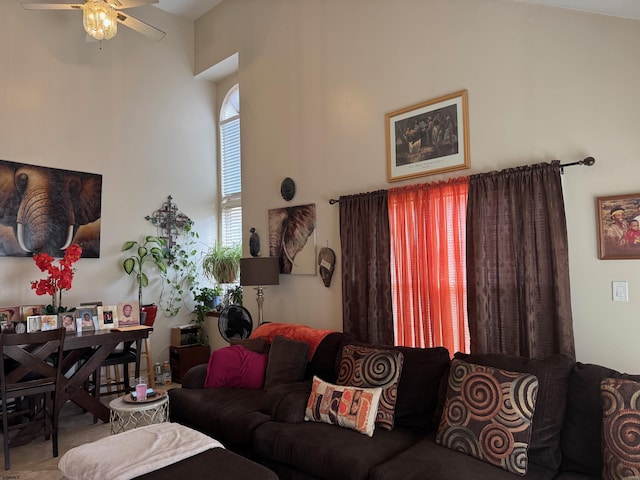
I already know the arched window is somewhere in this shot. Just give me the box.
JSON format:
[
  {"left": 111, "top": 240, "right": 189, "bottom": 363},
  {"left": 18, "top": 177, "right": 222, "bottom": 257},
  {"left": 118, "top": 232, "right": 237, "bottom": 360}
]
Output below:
[{"left": 219, "top": 84, "right": 241, "bottom": 247}]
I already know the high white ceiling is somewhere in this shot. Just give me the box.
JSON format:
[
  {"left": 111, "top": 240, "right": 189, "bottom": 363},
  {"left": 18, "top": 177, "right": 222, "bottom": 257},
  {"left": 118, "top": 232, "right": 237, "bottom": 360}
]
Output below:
[
  {"left": 154, "top": 0, "right": 222, "bottom": 21},
  {"left": 153, "top": 1, "right": 640, "bottom": 24},
  {"left": 514, "top": 0, "right": 640, "bottom": 20}
]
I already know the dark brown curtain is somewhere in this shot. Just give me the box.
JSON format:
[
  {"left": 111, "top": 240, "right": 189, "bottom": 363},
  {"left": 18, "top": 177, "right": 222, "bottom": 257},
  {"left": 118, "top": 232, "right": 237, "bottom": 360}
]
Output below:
[
  {"left": 339, "top": 190, "right": 393, "bottom": 345},
  {"left": 466, "top": 161, "right": 575, "bottom": 359}
]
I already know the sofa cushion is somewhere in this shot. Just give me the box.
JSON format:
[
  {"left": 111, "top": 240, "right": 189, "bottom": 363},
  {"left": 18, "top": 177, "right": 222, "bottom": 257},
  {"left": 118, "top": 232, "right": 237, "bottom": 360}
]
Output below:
[
  {"left": 230, "top": 337, "right": 271, "bottom": 354},
  {"left": 252, "top": 420, "right": 426, "bottom": 480},
  {"left": 454, "top": 352, "right": 573, "bottom": 471},
  {"left": 204, "top": 345, "right": 268, "bottom": 389},
  {"left": 264, "top": 335, "right": 310, "bottom": 389},
  {"left": 337, "top": 345, "right": 404, "bottom": 430},
  {"left": 560, "top": 362, "right": 640, "bottom": 476},
  {"left": 168, "top": 387, "right": 270, "bottom": 450},
  {"left": 307, "top": 332, "right": 354, "bottom": 383},
  {"left": 251, "top": 322, "right": 334, "bottom": 358},
  {"left": 370, "top": 432, "right": 558, "bottom": 480},
  {"left": 305, "top": 376, "right": 382, "bottom": 437},
  {"left": 261, "top": 380, "right": 312, "bottom": 422},
  {"left": 180, "top": 363, "right": 208, "bottom": 389},
  {"left": 436, "top": 359, "right": 539, "bottom": 475},
  {"left": 349, "top": 344, "right": 450, "bottom": 430},
  {"left": 600, "top": 378, "right": 640, "bottom": 480}
]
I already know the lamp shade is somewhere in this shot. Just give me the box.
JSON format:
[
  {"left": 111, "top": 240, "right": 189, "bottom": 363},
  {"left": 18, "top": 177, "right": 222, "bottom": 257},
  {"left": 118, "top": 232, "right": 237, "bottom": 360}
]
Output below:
[{"left": 240, "top": 257, "right": 280, "bottom": 286}]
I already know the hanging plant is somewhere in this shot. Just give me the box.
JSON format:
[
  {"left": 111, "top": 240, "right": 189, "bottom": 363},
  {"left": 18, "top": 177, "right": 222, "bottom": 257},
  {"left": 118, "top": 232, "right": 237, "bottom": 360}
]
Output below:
[
  {"left": 160, "top": 221, "right": 200, "bottom": 317},
  {"left": 202, "top": 243, "right": 241, "bottom": 284}
]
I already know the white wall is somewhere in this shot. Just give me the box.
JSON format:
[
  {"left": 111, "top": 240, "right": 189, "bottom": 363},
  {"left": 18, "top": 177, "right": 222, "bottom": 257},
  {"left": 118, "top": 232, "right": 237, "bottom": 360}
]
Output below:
[
  {"left": 195, "top": 0, "right": 640, "bottom": 373},
  {"left": 0, "top": 3, "right": 218, "bottom": 365}
]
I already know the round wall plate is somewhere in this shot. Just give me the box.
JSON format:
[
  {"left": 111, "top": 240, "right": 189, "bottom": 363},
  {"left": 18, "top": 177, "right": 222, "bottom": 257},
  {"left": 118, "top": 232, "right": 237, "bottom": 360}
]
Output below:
[
  {"left": 218, "top": 305, "right": 253, "bottom": 342},
  {"left": 280, "top": 177, "right": 296, "bottom": 201}
]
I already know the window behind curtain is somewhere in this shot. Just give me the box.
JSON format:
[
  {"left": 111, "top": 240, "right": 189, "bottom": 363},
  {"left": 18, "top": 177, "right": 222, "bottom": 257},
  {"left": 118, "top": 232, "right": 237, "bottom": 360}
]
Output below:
[
  {"left": 220, "top": 84, "right": 242, "bottom": 247},
  {"left": 388, "top": 178, "right": 469, "bottom": 355}
]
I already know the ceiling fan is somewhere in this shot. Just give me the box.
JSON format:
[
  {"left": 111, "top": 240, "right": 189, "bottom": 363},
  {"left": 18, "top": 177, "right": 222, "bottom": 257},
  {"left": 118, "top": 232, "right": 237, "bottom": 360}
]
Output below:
[{"left": 22, "top": 0, "right": 166, "bottom": 42}]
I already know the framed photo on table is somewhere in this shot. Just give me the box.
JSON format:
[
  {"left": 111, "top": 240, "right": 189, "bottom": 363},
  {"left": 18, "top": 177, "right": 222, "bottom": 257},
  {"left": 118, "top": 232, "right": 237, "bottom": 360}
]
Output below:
[
  {"left": 386, "top": 89, "right": 470, "bottom": 182},
  {"left": 117, "top": 301, "right": 140, "bottom": 327},
  {"left": 27, "top": 315, "right": 42, "bottom": 333},
  {"left": 0, "top": 306, "right": 20, "bottom": 331},
  {"left": 97, "top": 305, "right": 118, "bottom": 330},
  {"left": 597, "top": 192, "right": 640, "bottom": 259},
  {"left": 41, "top": 314, "right": 58, "bottom": 331},
  {"left": 77, "top": 308, "right": 97, "bottom": 332},
  {"left": 59, "top": 313, "right": 76, "bottom": 332}
]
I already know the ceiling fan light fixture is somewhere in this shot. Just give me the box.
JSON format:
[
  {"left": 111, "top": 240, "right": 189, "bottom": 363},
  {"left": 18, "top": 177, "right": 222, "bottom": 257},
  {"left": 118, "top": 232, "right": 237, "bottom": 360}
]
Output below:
[{"left": 83, "top": 1, "right": 117, "bottom": 41}]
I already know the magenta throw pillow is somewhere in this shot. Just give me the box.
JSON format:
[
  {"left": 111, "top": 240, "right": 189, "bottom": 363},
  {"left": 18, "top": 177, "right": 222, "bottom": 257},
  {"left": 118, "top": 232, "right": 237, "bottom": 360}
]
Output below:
[{"left": 204, "top": 345, "right": 268, "bottom": 389}]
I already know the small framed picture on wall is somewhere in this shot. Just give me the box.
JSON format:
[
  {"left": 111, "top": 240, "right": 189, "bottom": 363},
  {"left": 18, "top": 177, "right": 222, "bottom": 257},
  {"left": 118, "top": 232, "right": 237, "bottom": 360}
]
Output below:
[{"left": 596, "top": 192, "right": 640, "bottom": 259}]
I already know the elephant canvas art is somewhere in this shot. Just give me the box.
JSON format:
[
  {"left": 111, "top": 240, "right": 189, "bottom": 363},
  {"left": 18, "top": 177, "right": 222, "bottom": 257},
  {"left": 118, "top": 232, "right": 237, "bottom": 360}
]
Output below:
[
  {"left": 268, "top": 203, "right": 316, "bottom": 274},
  {"left": 0, "top": 160, "right": 102, "bottom": 258}
]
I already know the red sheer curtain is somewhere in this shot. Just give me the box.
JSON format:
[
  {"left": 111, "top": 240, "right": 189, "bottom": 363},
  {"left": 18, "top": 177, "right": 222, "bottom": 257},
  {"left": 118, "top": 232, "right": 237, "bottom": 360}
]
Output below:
[{"left": 388, "top": 177, "right": 469, "bottom": 354}]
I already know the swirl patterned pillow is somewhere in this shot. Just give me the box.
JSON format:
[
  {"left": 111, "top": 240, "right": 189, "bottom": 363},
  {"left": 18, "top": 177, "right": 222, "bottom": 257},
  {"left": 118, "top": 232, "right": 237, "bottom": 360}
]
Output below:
[
  {"left": 436, "top": 359, "right": 539, "bottom": 476},
  {"left": 305, "top": 376, "right": 382, "bottom": 437},
  {"left": 337, "top": 345, "right": 404, "bottom": 430},
  {"left": 601, "top": 378, "right": 640, "bottom": 480}
]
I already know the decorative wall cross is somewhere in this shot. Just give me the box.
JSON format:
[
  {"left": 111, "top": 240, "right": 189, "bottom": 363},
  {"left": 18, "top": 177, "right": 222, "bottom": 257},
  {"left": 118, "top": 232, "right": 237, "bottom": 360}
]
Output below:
[{"left": 145, "top": 195, "right": 191, "bottom": 250}]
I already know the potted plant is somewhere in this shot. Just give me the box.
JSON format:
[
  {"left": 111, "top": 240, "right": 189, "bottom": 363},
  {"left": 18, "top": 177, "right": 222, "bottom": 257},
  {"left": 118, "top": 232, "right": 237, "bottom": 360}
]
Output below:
[
  {"left": 223, "top": 284, "right": 243, "bottom": 306},
  {"left": 122, "top": 236, "right": 167, "bottom": 323},
  {"left": 191, "top": 286, "right": 222, "bottom": 345},
  {"left": 194, "top": 286, "right": 222, "bottom": 309},
  {"left": 192, "top": 289, "right": 213, "bottom": 323},
  {"left": 202, "top": 243, "right": 241, "bottom": 284}
]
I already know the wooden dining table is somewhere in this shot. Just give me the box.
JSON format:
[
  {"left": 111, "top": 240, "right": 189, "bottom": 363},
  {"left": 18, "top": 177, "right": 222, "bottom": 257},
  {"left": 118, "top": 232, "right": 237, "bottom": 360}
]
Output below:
[{"left": 59, "top": 326, "right": 152, "bottom": 423}]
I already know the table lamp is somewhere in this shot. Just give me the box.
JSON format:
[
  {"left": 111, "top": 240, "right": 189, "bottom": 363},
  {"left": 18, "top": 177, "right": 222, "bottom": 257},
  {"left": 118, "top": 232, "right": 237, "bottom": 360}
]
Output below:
[{"left": 240, "top": 257, "right": 280, "bottom": 325}]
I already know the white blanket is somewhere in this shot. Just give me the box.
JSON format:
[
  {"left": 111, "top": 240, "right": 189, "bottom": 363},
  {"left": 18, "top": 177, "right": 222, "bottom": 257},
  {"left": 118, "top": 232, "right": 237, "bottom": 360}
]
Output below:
[{"left": 59, "top": 423, "right": 223, "bottom": 480}]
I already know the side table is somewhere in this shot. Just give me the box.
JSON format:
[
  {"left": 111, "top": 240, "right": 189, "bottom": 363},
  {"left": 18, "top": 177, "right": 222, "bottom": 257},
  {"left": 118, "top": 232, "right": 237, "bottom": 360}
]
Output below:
[{"left": 108, "top": 394, "right": 169, "bottom": 434}]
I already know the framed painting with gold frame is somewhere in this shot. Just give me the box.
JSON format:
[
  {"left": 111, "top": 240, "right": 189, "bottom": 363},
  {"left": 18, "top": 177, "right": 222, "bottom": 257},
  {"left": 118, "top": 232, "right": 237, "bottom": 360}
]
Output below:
[
  {"left": 386, "top": 89, "right": 470, "bottom": 182},
  {"left": 596, "top": 193, "right": 640, "bottom": 259}
]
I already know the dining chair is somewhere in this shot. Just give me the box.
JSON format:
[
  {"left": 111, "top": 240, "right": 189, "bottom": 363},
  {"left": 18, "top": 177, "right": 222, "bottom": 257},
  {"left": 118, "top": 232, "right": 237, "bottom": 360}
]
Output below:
[
  {"left": 0, "top": 327, "right": 66, "bottom": 470},
  {"left": 96, "top": 343, "right": 139, "bottom": 396}
]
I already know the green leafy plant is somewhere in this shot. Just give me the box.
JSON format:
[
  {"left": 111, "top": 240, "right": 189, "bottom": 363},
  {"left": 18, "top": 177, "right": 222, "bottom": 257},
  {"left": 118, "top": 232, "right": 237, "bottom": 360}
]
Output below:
[
  {"left": 223, "top": 284, "right": 243, "bottom": 306},
  {"left": 195, "top": 286, "right": 221, "bottom": 307},
  {"left": 122, "top": 236, "right": 167, "bottom": 307},
  {"left": 190, "top": 286, "right": 223, "bottom": 345},
  {"left": 202, "top": 243, "right": 241, "bottom": 284},
  {"left": 160, "top": 221, "right": 200, "bottom": 318},
  {"left": 191, "top": 288, "right": 215, "bottom": 325}
]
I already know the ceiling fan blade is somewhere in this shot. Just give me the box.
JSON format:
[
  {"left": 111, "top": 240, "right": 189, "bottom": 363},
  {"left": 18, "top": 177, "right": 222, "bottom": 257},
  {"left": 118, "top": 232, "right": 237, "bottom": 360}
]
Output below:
[
  {"left": 116, "top": 11, "right": 165, "bottom": 41},
  {"left": 109, "top": 0, "right": 158, "bottom": 9},
  {"left": 22, "top": 2, "right": 83, "bottom": 10}
]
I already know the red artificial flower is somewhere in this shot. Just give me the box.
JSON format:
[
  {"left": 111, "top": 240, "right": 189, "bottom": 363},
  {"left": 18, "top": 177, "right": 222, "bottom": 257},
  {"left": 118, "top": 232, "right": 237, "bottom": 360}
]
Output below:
[
  {"left": 34, "top": 253, "right": 54, "bottom": 272},
  {"left": 30, "top": 244, "right": 83, "bottom": 310}
]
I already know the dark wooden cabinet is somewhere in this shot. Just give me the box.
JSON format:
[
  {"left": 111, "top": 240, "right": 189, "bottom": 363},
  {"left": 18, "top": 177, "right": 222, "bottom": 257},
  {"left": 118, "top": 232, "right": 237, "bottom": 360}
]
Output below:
[{"left": 169, "top": 344, "right": 211, "bottom": 383}]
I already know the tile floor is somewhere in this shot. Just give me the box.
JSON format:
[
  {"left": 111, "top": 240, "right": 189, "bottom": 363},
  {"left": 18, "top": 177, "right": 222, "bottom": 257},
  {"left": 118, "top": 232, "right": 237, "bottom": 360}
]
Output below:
[{"left": 0, "top": 384, "right": 180, "bottom": 479}]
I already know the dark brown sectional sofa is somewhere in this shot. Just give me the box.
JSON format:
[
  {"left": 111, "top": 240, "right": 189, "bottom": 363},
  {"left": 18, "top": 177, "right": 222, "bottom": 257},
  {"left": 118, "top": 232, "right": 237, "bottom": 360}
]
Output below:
[{"left": 168, "top": 330, "right": 634, "bottom": 480}]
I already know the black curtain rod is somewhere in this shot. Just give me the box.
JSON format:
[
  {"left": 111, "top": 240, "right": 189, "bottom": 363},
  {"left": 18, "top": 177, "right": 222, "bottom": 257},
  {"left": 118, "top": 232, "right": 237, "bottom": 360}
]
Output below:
[
  {"left": 559, "top": 156, "right": 596, "bottom": 169},
  {"left": 328, "top": 156, "right": 596, "bottom": 204}
]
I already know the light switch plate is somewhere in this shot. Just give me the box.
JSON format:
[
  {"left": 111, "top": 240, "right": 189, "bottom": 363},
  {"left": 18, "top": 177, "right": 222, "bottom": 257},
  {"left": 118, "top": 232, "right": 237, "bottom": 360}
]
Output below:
[{"left": 612, "top": 281, "right": 629, "bottom": 302}]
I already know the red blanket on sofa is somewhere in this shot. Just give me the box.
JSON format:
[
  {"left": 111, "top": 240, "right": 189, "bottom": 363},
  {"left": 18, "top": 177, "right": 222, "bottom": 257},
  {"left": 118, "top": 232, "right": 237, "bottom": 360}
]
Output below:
[{"left": 250, "top": 323, "right": 334, "bottom": 359}]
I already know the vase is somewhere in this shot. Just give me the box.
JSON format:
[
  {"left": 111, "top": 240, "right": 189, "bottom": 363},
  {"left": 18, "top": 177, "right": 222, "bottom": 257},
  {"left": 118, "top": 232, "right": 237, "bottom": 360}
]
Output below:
[{"left": 140, "top": 304, "right": 158, "bottom": 326}]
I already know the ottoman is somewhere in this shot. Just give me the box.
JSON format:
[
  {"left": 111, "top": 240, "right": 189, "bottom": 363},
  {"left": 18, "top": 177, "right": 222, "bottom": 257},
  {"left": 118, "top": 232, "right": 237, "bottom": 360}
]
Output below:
[{"left": 59, "top": 422, "right": 277, "bottom": 480}]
